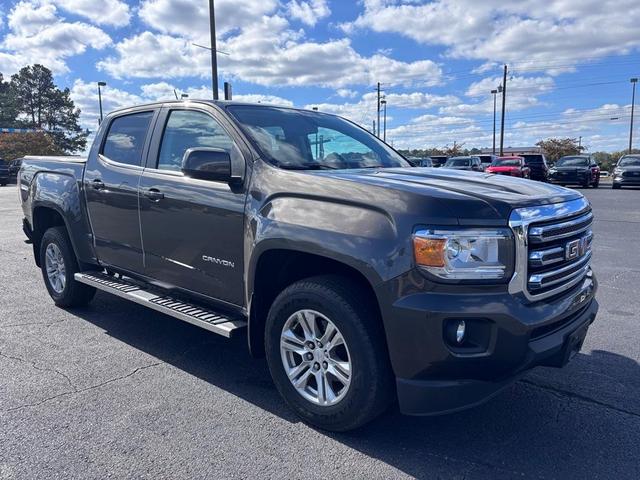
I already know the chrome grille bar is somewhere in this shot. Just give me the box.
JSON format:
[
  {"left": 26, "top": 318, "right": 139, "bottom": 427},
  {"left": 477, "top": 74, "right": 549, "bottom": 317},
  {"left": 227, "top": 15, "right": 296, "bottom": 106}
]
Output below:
[
  {"left": 528, "top": 252, "right": 592, "bottom": 290},
  {"left": 508, "top": 197, "right": 593, "bottom": 302},
  {"left": 528, "top": 211, "right": 593, "bottom": 243}
]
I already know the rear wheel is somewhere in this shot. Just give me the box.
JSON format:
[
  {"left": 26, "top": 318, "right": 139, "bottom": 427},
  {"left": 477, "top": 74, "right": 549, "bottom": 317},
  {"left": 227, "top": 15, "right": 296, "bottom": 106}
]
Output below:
[
  {"left": 265, "top": 275, "right": 393, "bottom": 431},
  {"left": 593, "top": 177, "right": 599, "bottom": 188},
  {"left": 40, "top": 227, "right": 96, "bottom": 307}
]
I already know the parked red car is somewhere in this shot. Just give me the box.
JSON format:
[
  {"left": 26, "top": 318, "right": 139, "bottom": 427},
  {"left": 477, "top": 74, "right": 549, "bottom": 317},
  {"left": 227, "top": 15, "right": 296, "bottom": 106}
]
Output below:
[{"left": 486, "top": 156, "right": 530, "bottom": 178}]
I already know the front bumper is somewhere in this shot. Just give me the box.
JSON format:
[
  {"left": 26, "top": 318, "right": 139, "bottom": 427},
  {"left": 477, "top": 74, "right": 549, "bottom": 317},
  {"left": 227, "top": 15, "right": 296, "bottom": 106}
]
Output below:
[
  {"left": 613, "top": 175, "right": 640, "bottom": 186},
  {"left": 548, "top": 173, "right": 589, "bottom": 184},
  {"left": 378, "top": 270, "right": 598, "bottom": 416}
]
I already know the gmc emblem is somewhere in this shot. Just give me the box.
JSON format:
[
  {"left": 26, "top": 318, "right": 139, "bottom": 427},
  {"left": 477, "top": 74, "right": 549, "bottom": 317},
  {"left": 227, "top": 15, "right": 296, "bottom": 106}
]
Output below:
[{"left": 565, "top": 236, "right": 590, "bottom": 261}]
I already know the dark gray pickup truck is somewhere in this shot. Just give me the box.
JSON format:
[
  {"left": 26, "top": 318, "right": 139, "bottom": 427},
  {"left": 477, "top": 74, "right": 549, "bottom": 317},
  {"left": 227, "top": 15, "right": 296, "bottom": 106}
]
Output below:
[{"left": 19, "top": 100, "right": 598, "bottom": 431}]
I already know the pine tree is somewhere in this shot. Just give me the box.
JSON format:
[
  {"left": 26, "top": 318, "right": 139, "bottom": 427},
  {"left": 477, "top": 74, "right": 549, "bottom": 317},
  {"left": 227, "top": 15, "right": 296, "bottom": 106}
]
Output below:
[{"left": 9, "top": 64, "right": 88, "bottom": 153}]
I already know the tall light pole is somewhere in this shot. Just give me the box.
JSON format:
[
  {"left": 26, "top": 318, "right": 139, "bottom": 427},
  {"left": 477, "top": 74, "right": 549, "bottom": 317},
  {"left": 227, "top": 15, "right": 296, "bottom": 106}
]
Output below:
[
  {"left": 630, "top": 78, "right": 638, "bottom": 153},
  {"left": 381, "top": 98, "right": 387, "bottom": 142},
  {"left": 376, "top": 82, "right": 381, "bottom": 138},
  {"left": 208, "top": 0, "right": 219, "bottom": 100},
  {"left": 491, "top": 89, "right": 498, "bottom": 155},
  {"left": 97, "top": 81, "right": 106, "bottom": 125},
  {"left": 499, "top": 64, "right": 508, "bottom": 156}
]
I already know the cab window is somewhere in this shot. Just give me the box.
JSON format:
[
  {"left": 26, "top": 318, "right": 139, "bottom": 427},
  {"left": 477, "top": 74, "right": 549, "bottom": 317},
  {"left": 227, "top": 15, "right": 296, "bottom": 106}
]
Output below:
[
  {"left": 102, "top": 111, "right": 154, "bottom": 166},
  {"left": 157, "top": 110, "right": 235, "bottom": 171}
]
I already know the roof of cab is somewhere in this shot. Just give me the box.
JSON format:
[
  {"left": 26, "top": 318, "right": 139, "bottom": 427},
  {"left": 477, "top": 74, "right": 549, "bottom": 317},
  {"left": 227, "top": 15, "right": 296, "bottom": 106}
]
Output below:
[{"left": 107, "top": 99, "right": 308, "bottom": 116}]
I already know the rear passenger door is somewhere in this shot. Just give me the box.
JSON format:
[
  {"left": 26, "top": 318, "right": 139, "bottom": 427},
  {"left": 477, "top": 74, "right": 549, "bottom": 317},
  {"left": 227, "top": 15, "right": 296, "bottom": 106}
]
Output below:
[
  {"left": 84, "top": 109, "right": 157, "bottom": 273},
  {"left": 138, "top": 105, "right": 248, "bottom": 306}
]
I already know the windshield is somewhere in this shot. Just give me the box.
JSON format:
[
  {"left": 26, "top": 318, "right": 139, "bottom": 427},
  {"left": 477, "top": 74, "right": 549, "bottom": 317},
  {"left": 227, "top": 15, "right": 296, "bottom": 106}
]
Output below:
[
  {"left": 556, "top": 156, "right": 588, "bottom": 167},
  {"left": 227, "top": 106, "right": 409, "bottom": 170},
  {"left": 619, "top": 156, "right": 640, "bottom": 167},
  {"left": 445, "top": 158, "right": 470, "bottom": 167},
  {"left": 522, "top": 155, "right": 543, "bottom": 164},
  {"left": 492, "top": 158, "right": 521, "bottom": 167}
]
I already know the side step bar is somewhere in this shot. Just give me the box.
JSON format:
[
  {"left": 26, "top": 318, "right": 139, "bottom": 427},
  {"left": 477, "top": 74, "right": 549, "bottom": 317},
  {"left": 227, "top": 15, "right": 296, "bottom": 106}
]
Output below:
[{"left": 74, "top": 272, "right": 247, "bottom": 338}]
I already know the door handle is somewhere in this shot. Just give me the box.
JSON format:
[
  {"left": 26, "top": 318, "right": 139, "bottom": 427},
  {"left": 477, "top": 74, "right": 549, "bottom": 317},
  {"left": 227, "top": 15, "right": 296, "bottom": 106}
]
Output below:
[
  {"left": 91, "top": 179, "right": 105, "bottom": 190},
  {"left": 144, "top": 188, "right": 164, "bottom": 201}
]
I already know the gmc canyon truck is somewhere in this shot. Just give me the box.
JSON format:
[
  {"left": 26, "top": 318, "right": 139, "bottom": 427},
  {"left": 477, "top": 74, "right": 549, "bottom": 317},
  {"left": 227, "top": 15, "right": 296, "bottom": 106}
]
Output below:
[{"left": 19, "top": 101, "right": 598, "bottom": 431}]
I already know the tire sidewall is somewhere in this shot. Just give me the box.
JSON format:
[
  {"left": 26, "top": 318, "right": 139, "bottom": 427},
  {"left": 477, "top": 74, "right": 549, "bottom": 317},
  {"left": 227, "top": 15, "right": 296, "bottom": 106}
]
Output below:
[
  {"left": 40, "top": 228, "right": 77, "bottom": 305},
  {"left": 265, "top": 282, "right": 384, "bottom": 429}
]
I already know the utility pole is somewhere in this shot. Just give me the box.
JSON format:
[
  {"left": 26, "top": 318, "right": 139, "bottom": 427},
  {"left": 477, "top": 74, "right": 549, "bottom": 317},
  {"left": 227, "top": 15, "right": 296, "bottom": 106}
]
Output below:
[
  {"left": 208, "top": 0, "right": 219, "bottom": 100},
  {"left": 630, "top": 78, "right": 638, "bottom": 153},
  {"left": 491, "top": 89, "right": 498, "bottom": 155},
  {"left": 224, "top": 81, "right": 232, "bottom": 100},
  {"left": 499, "top": 64, "right": 507, "bottom": 156},
  {"left": 381, "top": 99, "right": 387, "bottom": 142},
  {"left": 372, "top": 119, "right": 376, "bottom": 135},
  {"left": 578, "top": 136, "right": 582, "bottom": 150},
  {"left": 376, "top": 82, "right": 381, "bottom": 138},
  {"left": 97, "top": 81, "right": 106, "bottom": 125}
]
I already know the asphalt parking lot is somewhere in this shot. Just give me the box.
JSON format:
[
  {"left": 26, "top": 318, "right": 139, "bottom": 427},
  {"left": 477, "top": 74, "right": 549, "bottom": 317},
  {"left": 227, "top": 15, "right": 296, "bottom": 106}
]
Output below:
[{"left": 1, "top": 183, "right": 639, "bottom": 479}]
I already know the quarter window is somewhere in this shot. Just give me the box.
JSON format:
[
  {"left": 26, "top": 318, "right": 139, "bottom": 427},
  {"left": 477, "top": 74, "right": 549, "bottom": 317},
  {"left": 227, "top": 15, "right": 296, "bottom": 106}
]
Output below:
[
  {"left": 157, "top": 110, "right": 235, "bottom": 171},
  {"left": 102, "top": 111, "right": 154, "bottom": 166}
]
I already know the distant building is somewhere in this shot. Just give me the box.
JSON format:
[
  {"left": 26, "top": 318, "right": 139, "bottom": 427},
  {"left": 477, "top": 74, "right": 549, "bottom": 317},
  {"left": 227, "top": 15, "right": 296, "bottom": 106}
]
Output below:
[{"left": 481, "top": 146, "right": 541, "bottom": 155}]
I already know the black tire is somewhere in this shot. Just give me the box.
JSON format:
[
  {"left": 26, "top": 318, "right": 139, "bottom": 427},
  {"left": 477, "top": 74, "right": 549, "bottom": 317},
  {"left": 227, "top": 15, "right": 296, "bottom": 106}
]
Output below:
[
  {"left": 40, "top": 226, "right": 96, "bottom": 307},
  {"left": 265, "top": 275, "right": 394, "bottom": 431},
  {"left": 612, "top": 183, "right": 621, "bottom": 189}
]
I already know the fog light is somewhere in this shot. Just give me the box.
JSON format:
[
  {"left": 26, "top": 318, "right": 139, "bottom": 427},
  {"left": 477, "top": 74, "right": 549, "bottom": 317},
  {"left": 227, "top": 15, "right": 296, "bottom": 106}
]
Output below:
[
  {"left": 455, "top": 320, "right": 466, "bottom": 344},
  {"left": 445, "top": 319, "right": 466, "bottom": 346}
]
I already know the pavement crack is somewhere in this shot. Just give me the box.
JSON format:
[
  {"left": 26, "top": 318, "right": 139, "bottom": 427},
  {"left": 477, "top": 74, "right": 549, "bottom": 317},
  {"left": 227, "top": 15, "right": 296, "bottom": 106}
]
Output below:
[
  {"left": 0, "top": 351, "right": 76, "bottom": 392},
  {"left": 0, "top": 318, "right": 68, "bottom": 329},
  {"left": 520, "top": 379, "right": 640, "bottom": 419},
  {"left": 2, "top": 361, "right": 163, "bottom": 414}
]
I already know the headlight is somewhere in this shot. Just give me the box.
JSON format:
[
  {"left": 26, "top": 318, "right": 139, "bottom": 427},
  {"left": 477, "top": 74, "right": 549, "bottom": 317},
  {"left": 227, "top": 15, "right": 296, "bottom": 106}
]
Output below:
[
  {"left": 614, "top": 168, "right": 623, "bottom": 175},
  {"left": 413, "top": 228, "right": 514, "bottom": 280},
  {"left": 549, "top": 168, "right": 557, "bottom": 174}
]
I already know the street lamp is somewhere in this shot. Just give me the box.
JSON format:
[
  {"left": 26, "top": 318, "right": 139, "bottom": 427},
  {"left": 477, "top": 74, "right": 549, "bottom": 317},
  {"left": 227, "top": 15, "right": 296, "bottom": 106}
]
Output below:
[
  {"left": 381, "top": 98, "right": 387, "bottom": 142},
  {"left": 97, "top": 81, "right": 106, "bottom": 125},
  {"left": 491, "top": 89, "right": 498, "bottom": 155},
  {"left": 630, "top": 78, "right": 638, "bottom": 153}
]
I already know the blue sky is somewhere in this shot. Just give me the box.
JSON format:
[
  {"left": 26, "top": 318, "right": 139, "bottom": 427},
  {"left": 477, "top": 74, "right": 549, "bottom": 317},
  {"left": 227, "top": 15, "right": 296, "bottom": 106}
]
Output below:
[{"left": 1, "top": 0, "right": 639, "bottom": 152}]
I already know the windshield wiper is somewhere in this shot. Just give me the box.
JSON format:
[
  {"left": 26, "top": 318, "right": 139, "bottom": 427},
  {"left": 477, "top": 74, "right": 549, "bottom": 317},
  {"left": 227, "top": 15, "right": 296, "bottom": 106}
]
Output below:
[{"left": 278, "top": 163, "right": 341, "bottom": 170}]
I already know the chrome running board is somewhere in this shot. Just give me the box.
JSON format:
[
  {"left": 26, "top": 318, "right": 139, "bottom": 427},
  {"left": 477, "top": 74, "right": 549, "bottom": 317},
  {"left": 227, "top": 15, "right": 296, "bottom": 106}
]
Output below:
[{"left": 74, "top": 272, "right": 246, "bottom": 338}]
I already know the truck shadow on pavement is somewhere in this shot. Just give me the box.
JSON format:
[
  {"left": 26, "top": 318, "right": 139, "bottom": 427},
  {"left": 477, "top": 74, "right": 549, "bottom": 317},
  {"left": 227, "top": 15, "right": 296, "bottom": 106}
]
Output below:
[{"left": 74, "top": 292, "right": 640, "bottom": 479}]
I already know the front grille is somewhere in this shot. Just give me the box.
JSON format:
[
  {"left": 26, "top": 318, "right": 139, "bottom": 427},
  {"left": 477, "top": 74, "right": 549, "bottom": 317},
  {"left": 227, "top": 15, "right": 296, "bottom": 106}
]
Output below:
[
  {"left": 622, "top": 170, "right": 640, "bottom": 178},
  {"left": 526, "top": 209, "right": 593, "bottom": 296}
]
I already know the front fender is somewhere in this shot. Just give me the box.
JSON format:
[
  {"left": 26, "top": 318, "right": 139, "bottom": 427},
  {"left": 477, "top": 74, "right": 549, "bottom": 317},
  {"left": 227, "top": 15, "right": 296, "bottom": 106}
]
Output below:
[{"left": 246, "top": 193, "right": 408, "bottom": 299}]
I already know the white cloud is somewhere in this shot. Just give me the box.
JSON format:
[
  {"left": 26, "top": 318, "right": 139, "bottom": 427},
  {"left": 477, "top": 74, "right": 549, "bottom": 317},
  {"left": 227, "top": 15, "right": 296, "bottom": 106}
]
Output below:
[
  {"left": 1, "top": 1, "right": 111, "bottom": 74},
  {"left": 98, "top": 32, "right": 210, "bottom": 79},
  {"left": 306, "top": 91, "right": 459, "bottom": 128},
  {"left": 101, "top": 5, "right": 443, "bottom": 88},
  {"left": 218, "top": 15, "right": 443, "bottom": 88},
  {"left": 52, "top": 0, "right": 130, "bottom": 27},
  {"left": 344, "top": 0, "right": 640, "bottom": 72},
  {"left": 287, "top": 0, "right": 330, "bottom": 26},
  {"left": 336, "top": 88, "right": 358, "bottom": 98},
  {"left": 138, "top": 0, "right": 279, "bottom": 41}
]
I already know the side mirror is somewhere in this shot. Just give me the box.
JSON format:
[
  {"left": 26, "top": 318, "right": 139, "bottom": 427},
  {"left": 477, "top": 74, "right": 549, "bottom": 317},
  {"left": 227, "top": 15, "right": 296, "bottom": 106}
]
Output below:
[{"left": 182, "top": 148, "right": 233, "bottom": 183}]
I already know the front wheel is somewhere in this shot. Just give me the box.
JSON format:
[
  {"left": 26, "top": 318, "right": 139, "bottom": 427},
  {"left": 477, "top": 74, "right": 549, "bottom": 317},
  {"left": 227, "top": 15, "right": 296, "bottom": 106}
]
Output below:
[
  {"left": 265, "top": 275, "right": 393, "bottom": 431},
  {"left": 40, "top": 227, "right": 96, "bottom": 307}
]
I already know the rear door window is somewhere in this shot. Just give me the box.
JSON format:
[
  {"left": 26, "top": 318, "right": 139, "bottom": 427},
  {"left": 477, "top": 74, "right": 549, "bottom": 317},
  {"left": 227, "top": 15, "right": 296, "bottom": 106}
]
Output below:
[{"left": 102, "top": 111, "right": 154, "bottom": 167}]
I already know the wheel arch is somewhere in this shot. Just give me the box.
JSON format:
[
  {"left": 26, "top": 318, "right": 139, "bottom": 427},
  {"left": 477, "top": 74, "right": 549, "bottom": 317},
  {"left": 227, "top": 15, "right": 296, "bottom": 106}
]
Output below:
[{"left": 247, "top": 248, "right": 384, "bottom": 358}]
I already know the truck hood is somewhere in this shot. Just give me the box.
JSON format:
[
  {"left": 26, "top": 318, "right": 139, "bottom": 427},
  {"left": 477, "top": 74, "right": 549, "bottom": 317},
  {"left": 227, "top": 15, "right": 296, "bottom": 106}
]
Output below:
[
  {"left": 486, "top": 166, "right": 519, "bottom": 172},
  {"left": 314, "top": 167, "right": 581, "bottom": 223}
]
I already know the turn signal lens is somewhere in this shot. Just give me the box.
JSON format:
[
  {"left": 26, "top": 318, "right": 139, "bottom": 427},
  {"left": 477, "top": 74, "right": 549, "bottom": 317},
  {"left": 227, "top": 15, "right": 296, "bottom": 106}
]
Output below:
[{"left": 413, "top": 236, "right": 447, "bottom": 267}]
